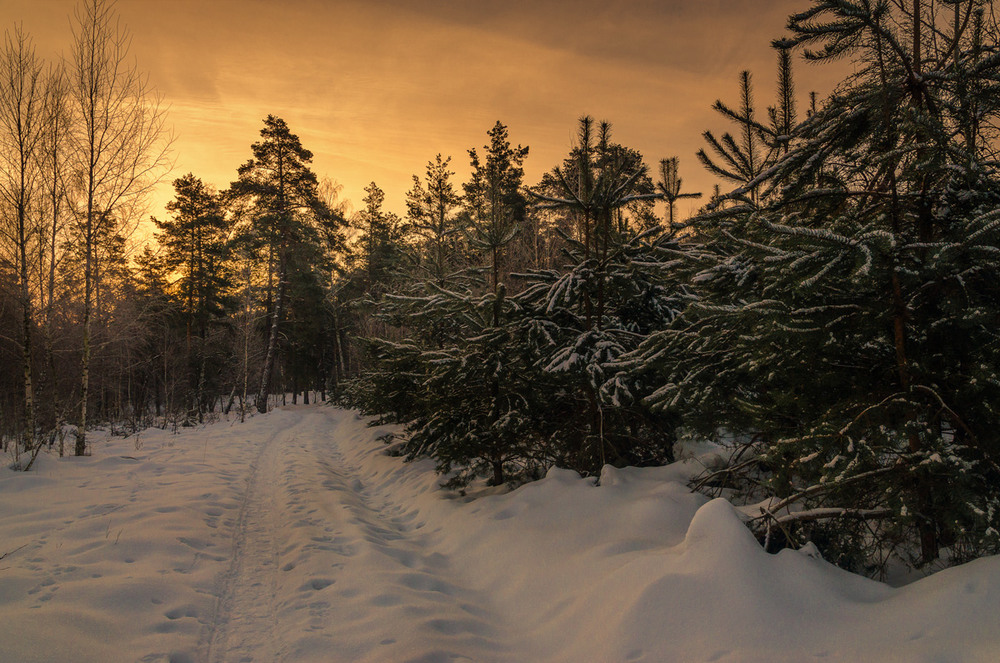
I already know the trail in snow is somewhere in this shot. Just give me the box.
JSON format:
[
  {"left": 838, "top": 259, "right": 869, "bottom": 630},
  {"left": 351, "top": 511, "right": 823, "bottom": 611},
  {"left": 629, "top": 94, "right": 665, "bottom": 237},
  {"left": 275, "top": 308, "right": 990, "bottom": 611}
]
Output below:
[
  {"left": 205, "top": 407, "right": 515, "bottom": 663},
  {"left": 4, "top": 403, "right": 1000, "bottom": 663},
  {"left": 206, "top": 419, "right": 294, "bottom": 662}
]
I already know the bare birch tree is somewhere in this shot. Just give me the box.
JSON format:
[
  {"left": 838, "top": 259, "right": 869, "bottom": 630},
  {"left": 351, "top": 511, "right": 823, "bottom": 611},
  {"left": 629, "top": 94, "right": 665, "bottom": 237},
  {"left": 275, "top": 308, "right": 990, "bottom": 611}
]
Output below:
[
  {"left": 0, "top": 25, "right": 46, "bottom": 460},
  {"left": 68, "top": 0, "right": 170, "bottom": 455},
  {"left": 37, "top": 62, "right": 70, "bottom": 453}
]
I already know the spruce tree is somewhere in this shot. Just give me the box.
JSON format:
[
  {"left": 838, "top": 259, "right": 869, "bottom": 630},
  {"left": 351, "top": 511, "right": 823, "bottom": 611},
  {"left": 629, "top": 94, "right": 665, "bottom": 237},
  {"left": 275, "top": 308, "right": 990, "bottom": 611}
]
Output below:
[
  {"left": 354, "top": 181, "right": 407, "bottom": 297},
  {"left": 405, "top": 154, "right": 465, "bottom": 289},
  {"left": 528, "top": 119, "right": 690, "bottom": 473},
  {"left": 463, "top": 121, "right": 529, "bottom": 300}
]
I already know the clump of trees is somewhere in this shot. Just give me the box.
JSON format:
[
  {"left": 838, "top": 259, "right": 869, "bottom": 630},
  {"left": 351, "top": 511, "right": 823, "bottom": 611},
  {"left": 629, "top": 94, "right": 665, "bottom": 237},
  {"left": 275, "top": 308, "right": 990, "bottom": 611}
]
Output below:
[
  {"left": 0, "top": 1, "right": 345, "bottom": 464},
  {"left": 629, "top": 0, "right": 1000, "bottom": 574},
  {"left": 340, "top": 118, "right": 697, "bottom": 486},
  {"left": 0, "top": 0, "right": 170, "bottom": 465},
  {"left": 341, "top": 0, "right": 1000, "bottom": 577}
]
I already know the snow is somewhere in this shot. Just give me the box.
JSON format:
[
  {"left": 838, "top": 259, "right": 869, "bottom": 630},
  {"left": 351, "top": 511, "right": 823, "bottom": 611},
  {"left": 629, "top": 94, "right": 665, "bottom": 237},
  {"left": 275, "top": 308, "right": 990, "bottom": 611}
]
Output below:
[{"left": 2, "top": 404, "right": 1000, "bottom": 662}]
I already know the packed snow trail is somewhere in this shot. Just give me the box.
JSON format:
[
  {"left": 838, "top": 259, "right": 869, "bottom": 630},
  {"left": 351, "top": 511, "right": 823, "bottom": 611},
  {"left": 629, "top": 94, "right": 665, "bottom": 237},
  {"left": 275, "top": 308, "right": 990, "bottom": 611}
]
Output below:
[
  {"left": 205, "top": 406, "right": 517, "bottom": 663},
  {"left": 205, "top": 416, "right": 294, "bottom": 661}
]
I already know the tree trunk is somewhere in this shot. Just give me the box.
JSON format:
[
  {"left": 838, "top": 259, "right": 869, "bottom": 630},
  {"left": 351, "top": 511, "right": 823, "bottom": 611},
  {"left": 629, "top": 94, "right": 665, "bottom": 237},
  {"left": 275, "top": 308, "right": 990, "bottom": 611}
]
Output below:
[
  {"left": 77, "top": 194, "right": 94, "bottom": 456},
  {"left": 491, "top": 458, "right": 505, "bottom": 486},
  {"left": 78, "top": 313, "right": 91, "bottom": 456},
  {"left": 18, "top": 208, "right": 35, "bottom": 455},
  {"left": 256, "top": 254, "right": 286, "bottom": 413}
]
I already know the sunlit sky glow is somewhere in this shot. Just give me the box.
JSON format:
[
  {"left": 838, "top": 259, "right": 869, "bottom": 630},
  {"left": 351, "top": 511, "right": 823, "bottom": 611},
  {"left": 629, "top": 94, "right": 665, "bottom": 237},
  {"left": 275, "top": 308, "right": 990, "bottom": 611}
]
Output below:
[{"left": 9, "top": 0, "right": 848, "bottom": 221}]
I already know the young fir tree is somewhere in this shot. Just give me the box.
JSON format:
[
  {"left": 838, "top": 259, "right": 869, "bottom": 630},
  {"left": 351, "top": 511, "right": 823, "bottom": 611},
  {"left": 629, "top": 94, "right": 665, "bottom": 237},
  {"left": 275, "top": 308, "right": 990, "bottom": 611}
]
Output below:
[
  {"left": 697, "top": 71, "right": 769, "bottom": 205},
  {"left": 697, "top": 38, "right": 797, "bottom": 207},
  {"left": 463, "top": 121, "right": 529, "bottom": 300},
  {"left": 405, "top": 154, "right": 465, "bottom": 289},
  {"left": 526, "top": 118, "right": 685, "bottom": 474},
  {"left": 629, "top": 0, "right": 1000, "bottom": 574},
  {"left": 657, "top": 156, "right": 702, "bottom": 227}
]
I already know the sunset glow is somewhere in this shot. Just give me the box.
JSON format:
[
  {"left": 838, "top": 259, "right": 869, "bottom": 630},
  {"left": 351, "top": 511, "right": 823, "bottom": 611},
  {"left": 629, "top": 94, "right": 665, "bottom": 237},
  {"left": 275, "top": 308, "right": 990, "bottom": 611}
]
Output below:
[{"left": 11, "top": 0, "right": 844, "bottom": 218}]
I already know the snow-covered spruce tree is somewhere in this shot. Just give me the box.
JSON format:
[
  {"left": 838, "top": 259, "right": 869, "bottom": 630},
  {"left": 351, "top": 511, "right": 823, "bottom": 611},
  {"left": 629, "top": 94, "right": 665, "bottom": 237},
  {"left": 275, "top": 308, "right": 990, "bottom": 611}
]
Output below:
[
  {"left": 627, "top": 0, "right": 1000, "bottom": 574},
  {"left": 338, "top": 268, "right": 561, "bottom": 487},
  {"left": 514, "top": 227, "right": 696, "bottom": 475},
  {"left": 527, "top": 118, "right": 698, "bottom": 475},
  {"left": 398, "top": 286, "right": 562, "bottom": 487}
]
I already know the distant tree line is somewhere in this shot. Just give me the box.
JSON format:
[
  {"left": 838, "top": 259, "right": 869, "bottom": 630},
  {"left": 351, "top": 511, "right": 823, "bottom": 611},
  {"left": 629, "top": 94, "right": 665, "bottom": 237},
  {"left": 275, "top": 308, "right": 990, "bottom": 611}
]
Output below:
[{"left": 3, "top": 0, "right": 1000, "bottom": 578}]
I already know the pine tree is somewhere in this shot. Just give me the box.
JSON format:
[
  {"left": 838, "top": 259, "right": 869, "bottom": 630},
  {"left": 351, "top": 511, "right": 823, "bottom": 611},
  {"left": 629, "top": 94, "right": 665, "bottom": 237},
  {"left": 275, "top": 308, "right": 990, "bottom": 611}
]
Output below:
[
  {"left": 154, "top": 173, "right": 230, "bottom": 421},
  {"left": 230, "top": 115, "right": 337, "bottom": 413},
  {"left": 354, "top": 181, "right": 406, "bottom": 296},
  {"left": 630, "top": 0, "right": 1000, "bottom": 574},
  {"left": 463, "top": 121, "right": 529, "bottom": 300},
  {"left": 697, "top": 42, "right": 797, "bottom": 208},
  {"left": 697, "top": 71, "right": 769, "bottom": 204},
  {"left": 657, "top": 156, "right": 702, "bottom": 226}
]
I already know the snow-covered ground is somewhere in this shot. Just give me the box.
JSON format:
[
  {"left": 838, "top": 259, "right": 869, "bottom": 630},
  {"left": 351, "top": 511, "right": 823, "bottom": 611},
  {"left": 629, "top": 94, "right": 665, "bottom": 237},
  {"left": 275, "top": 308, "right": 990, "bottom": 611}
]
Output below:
[{"left": 1, "top": 404, "right": 999, "bottom": 662}]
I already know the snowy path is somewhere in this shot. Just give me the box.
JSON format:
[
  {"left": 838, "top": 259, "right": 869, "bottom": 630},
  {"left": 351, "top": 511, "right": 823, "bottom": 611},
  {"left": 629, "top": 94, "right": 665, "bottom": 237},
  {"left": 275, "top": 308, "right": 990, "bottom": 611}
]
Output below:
[
  {"left": 3, "top": 403, "right": 1000, "bottom": 662},
  {"left": 206, "top": 418, "right": 293, "bottom": 662},
  {"left": 205, "top": 406, "right": 516, "bottom": 663}
]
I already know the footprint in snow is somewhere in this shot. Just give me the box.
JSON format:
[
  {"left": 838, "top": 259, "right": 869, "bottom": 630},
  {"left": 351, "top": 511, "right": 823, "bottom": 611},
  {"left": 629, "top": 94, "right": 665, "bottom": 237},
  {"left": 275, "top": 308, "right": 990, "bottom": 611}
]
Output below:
[{"left": 301, "top": 578, "right": 335, "bottom": 591}]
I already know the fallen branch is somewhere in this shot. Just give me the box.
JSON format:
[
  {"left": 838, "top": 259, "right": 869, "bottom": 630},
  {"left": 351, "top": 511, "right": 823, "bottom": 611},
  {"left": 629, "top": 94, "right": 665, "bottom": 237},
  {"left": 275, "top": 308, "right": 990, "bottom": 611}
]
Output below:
[
  {"left": 0, "top": 543, "right": 27, "bottom": 562},
  {"left": 22, "top": 436, "right": 48, "bottom": 472},
  {"left": 690, "top": 456, "right": 762, "bottom": 493}
]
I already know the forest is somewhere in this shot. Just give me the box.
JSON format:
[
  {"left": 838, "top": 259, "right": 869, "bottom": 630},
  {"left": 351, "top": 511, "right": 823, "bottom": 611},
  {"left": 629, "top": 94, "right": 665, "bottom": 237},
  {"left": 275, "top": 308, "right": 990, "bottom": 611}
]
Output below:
[{"left": 3, "top": 0, "right": 1000, "bottom": 579}]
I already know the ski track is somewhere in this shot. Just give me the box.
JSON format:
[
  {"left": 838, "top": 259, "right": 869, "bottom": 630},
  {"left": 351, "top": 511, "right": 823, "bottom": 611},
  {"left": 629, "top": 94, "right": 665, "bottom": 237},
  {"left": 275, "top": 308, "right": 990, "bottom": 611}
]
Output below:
[
  {"left": 206, "top": 416, "right": 297, "bottom": 662},
  {"left": 205, "top": 406, "right": 514, "bottom": 663}
]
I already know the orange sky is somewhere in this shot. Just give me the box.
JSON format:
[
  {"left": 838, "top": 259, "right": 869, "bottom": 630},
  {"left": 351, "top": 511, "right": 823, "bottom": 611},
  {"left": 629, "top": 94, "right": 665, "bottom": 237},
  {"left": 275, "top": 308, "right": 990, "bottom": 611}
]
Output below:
[{"left": 8, "top": 0, "right": 848, "bottom": 221}]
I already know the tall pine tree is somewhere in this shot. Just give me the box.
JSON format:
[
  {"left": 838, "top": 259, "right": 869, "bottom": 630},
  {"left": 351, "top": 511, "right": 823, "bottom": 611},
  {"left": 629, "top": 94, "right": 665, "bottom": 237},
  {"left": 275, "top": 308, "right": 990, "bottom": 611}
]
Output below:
[{"left": 230, "top": 115, "right": 337, "bottom": 412}]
